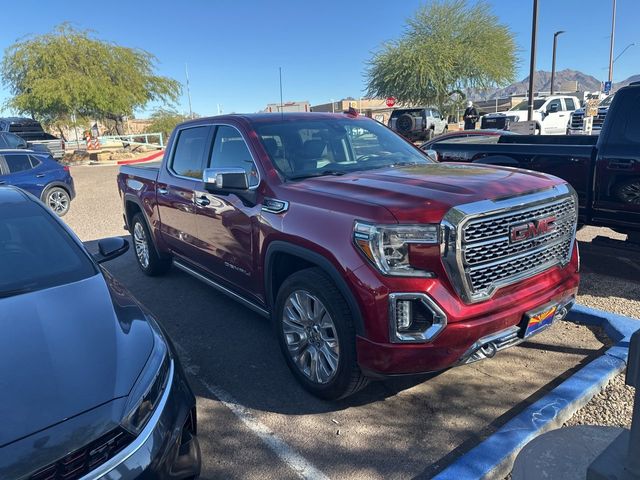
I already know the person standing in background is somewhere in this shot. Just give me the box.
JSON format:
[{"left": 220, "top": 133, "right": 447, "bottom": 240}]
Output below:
[{"left": 463, "top": 101, "right": 479, "bottom": 130}]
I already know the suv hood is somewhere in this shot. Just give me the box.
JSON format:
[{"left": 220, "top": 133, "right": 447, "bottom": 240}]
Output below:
[
  {"left": 298, "top": 163, "right": 563, "bottom": 223},
  {"left": 0, "top": 273, "right": 153, "bottom": 447}
]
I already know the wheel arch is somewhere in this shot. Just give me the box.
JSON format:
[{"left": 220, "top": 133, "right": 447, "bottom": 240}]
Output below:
[
  {"left": 40, "top": 181, "right": 71, "bottom": 201},
  {"left": 264, "top": 241, "right": 366, "bottom": 336}
]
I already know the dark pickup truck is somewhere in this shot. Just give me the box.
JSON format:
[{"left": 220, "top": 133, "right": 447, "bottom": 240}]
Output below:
[
  {"left": 424, "top": 83, "right": 640, "bottom": 239},
  {"left": 119, "top": 111, "right": 579, "bottom": 399}
]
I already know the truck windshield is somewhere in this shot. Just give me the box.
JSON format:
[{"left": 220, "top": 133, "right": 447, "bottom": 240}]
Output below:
[
  {"left": 0, "top": 200, "right": 96, "bottom": 298},
  {"left": 599, "top": 95, "right": 614, "bottom": 107},
  {"left": 510, "top": 99, "right": 545, "bottom": 111},
  {"left": 254, "top": 117, "right": 432, "bottom": 180}
]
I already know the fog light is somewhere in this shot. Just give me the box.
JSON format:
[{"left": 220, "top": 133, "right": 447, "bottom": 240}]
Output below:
[
  {"left": 396, "top": 300, "right": 412, "bottom": 331},
  {"left": 389, "top": 293, "right": 447, "bottom": 343}
]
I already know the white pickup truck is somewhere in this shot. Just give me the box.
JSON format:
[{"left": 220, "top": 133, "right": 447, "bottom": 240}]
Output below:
[{"left": 481, "top": 95, "right": 580, "bottom": 135}]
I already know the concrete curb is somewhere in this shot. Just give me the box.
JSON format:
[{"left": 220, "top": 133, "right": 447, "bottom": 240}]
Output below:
[{"left": 432, "top": 304, "right": 638, "bottom": 480}]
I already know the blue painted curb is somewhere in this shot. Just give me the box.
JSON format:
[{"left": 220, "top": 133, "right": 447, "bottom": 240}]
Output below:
[{"left": 433, "top": 304, "right": 639, "bottom": 480}]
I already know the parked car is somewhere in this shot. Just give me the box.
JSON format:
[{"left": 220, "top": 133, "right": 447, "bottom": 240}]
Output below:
[
  {"left": 0, "top": 149, "right": 75, "bottom": 216},
  {"left": 119, "top": 111, "right": 579, "bottom": 399},
  {"left": 424, "top": 83, "right": 640, "bottom": 239},
  {"left": 568, "top": 94, "right": 614, "bottom": 135},
  {"left": 0, "top": 131, "right": 54, "bottom": 156},
  {"left": 420, "top": 129, "right": 519, "bottom": 150},
  {"left": 0, "top": 117, "right": 65, "bottom": 159},
  {"left": 481, "top": 95, "right": 580, "bottom": 134},
  {"left": 388, "top": 107, "right": 447, "bottom": 141},
  {"left": 0, "top": 186, "right": 201, "bottom": 479}
]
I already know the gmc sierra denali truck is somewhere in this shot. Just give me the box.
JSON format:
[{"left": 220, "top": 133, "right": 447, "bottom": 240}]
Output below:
[
  {"left": 425, "top": 83, "right": 640, "bottom": 240},
  {"left": 118, "top": 111, "right": 579, "bottom": 399}
]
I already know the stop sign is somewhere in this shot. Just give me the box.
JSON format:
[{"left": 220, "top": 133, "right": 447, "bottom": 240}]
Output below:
[{"left": 386, "top": 96, "right": 396, "bottom": 108}]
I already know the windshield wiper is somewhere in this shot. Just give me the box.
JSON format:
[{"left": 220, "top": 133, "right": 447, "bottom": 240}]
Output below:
[
  {"left": 0, "top": 286, "right": 38, "bottom": 298},
  {"left": 288, "top": 170, "right": 347, "bottom": 180}
]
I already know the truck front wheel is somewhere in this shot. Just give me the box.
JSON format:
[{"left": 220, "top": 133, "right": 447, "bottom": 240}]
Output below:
[
  {"left": 274, "top": 268, "right": 368, "bottom": 400},
  {"left": 131, "top": 213, "right": 172, "bottom": 276}
]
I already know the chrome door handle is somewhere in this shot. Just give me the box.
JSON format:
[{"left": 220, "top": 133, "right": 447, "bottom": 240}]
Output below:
[
  {"left": 157, "top": 187, "right": 169, "bottom": 195},
  {"left": 195, "top": 195, "right": 210, "bottom": 206},
  {"left": 35, "top": 174, "right": 45, "bottom": 178}
]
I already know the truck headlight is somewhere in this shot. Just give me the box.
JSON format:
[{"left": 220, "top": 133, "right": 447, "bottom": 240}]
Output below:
[
  {"left": 122, "top": 330, "right": 171, "bottom": 435},
  {"left": 353, "top": 222, "right": 439, "bottom": 277}
]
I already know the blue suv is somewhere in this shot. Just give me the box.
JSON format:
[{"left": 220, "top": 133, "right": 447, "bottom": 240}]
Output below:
[{"left": 0, "top": 150, "right": 75, "bottom": 216}]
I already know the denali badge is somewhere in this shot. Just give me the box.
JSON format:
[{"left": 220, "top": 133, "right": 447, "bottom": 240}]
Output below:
[{"left": 509, "top": 216, "right": 556, "bottom": 243}]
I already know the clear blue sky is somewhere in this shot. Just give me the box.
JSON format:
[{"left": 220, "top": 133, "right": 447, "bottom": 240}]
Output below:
[{"left": 1, "top": 0, "right": 637, "bottom": 117}]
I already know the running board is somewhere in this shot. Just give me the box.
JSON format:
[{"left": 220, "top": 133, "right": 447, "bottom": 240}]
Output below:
[{"left": 173, "top": 261, "right": 270, "bottom": 318}]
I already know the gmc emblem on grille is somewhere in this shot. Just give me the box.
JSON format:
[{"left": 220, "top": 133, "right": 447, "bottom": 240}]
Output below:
[{"left": 509, "top": 216, "right": 556, "bottom": 243}]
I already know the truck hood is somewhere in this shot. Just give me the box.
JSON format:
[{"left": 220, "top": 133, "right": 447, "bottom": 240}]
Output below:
[
  {"left": 0, "top": 273, "right": 154, "bottom": 447},
  {"left": 298, "top": 163, "right": 562, "bottom": 223}
]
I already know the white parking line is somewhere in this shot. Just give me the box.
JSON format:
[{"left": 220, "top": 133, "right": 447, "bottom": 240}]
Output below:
[{"left": 174, "top": 343, "right": 330, "bottom": 480}]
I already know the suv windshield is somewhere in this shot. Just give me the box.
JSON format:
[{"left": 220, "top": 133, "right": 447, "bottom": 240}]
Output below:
[
  {"left": 510, "top": 99, "right": 546, "bottom": 111},
  {"left": 600, "top": 95, "right": 614, "bottom": 107},
  {"left": 254, "top": 117, "right": 432, "bottom": 180},
  {"left": 0, "top": 200, "right": 96, "bottom": 298}
]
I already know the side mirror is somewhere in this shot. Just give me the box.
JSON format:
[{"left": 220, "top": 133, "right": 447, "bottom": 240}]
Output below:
[
  {"left": 424, "top": 149, "right": 439, "bottom": 162},
  {"left": 94, "top": 237, "right": 129, "bottom": 263},
  {"left": 547, "top": 104, "right": 559, "bottom": 114},
  {"left": 203, "top": 168, "right": 249, "bottom": 192}
]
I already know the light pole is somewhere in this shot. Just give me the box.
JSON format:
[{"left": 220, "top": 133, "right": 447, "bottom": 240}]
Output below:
[
  {"left": 527, "top": 0, "right": 539, "bottom": 121},
  {"left": 614, "top": 42, "right": 635, "bottom": 64},
  {"left": 550, "top": 31, "right": 566, "bottom": 95},
  {"left": 608, "top": 0, "right": 617, "bottom": 84}
]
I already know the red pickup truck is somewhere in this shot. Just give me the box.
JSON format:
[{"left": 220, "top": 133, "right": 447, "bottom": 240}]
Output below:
[{"left": 118, "top": 112, "right": 580, "bottom": 399}]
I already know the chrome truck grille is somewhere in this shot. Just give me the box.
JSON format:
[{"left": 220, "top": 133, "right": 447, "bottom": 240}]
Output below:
[
  {"left": 441, "top": 185, "right": 578, "bottom": 303},
  {"left": 570, "top": 112, "right": 584, "bottom": 130}
]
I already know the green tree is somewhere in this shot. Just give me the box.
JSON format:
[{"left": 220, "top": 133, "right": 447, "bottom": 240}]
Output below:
[
  {"left": 144, "top": 108, "right": 191, "bottom": 142},
  {"left": 365, "top": 0, "right": 516, "bottom": 116},
  {"left": 1, "top": 24, "right": 181, "bottom": 136}
]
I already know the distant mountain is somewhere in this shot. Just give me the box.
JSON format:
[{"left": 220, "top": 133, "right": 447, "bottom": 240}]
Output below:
[
  {"left": 616, "top": 74, "right": 640, "bottom": 89},
  {"left": 470, "top": 69, "right": 604, "bottom": 101}
]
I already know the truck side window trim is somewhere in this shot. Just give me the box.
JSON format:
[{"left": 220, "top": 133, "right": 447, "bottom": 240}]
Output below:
[
  {"left": 167, "top": 125, "right": 213, "bottom": 181},
  {"left": 208, "top": 123, "right": 261, "bottom": 190}
]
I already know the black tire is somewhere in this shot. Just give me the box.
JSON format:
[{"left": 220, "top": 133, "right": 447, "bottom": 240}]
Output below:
[
  {"left": 274, "top": 268, "right": 368, "bottom": 400},
  {"left": 43, "top": 186, "right": 71, "bottom": 217},
  {"left": 131, "top": 213, "right": 172, "bottom": 276},
  {"left": 613, "top": 178, "right": 640, "bottom": 205},
  {"left": 397, "top": 113, "right": 415, "bottom": 133}
]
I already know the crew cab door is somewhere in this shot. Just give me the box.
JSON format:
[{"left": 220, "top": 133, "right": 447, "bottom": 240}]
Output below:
[
  {"left": 193, "top": 124, "right": 260, "bottom": 293},
  {"left": 592, "top": 89, "right": 640, "bottom": 227},
  {"left": 156, "top": 124, "right": 213, "bottom": 258},
  {"left": 541, "top": 98, "right": 568, "bottom": 135}
]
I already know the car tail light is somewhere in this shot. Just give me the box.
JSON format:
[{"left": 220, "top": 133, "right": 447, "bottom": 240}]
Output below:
[{"left": 63, "top": 165, "right": 70, "bottom": 172}]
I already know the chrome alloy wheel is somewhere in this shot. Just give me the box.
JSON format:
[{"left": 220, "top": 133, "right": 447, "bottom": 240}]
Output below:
[
  {"left": 133, "top": 222, "right": 150, "bottom": 269},
  {"left": 619, "top": 182, "right": 640, "bottom": 205},
  {"left": 48, "top": 190, "right": 69, "bottom": 215},
  {"left": 282, "top": 290, "right": 340, "bottom": 384}
]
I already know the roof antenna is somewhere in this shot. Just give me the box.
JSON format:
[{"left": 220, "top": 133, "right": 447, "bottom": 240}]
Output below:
[{"left": 279, "top": 67, "right": 284, "bottom": 120}]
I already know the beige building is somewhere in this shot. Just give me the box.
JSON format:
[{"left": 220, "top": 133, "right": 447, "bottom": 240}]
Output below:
[{"left": 263, "top": 101, "right": 311, "bottom": 113}]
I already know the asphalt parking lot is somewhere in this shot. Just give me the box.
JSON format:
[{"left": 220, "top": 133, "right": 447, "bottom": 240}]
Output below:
[{"left": 65, "top": 165, "right": 640, "bottom": 479}]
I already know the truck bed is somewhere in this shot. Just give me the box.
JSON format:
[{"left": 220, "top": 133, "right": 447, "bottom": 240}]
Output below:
[{"left": 119, "top": 162, "right": 161, "bottom": 181}]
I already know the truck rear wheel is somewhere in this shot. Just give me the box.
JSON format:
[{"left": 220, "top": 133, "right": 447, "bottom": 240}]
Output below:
[
  {"left": 274, "top": 268, "right": 368, "bottom": 400},
  {"left": 131, "top": 213, "right": 172, "bottom": 276}
]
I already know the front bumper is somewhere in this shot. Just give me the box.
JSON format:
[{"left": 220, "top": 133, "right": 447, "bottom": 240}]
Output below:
[
  {"left": 352, "top": 248, "right": 580, "bottom": 377},
  {"left": 89, "top": 360, "right": 201, "bottom": 480}
]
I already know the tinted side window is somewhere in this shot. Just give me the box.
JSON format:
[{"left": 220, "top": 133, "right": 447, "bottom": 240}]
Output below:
[
  {"left": 564, "top": 98, "right": 576, "bottom": 110},
  {"left": 547, "top": 99, "right": 562, "bottom": 112},
  {"left": 6, "top": 154, "right": 33, "bottom": 173},
  {"left": 170, "top": 126, "right": 211, "bottom": 179},
  {"left": 624, "top": 93, "right": 640, "bottom": 144},
  {"left": 4, "top": 133, "right": 26, "bottom": 148},
  {"left": 209, "top": 126, "right": 259, "bottom": 187}
]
